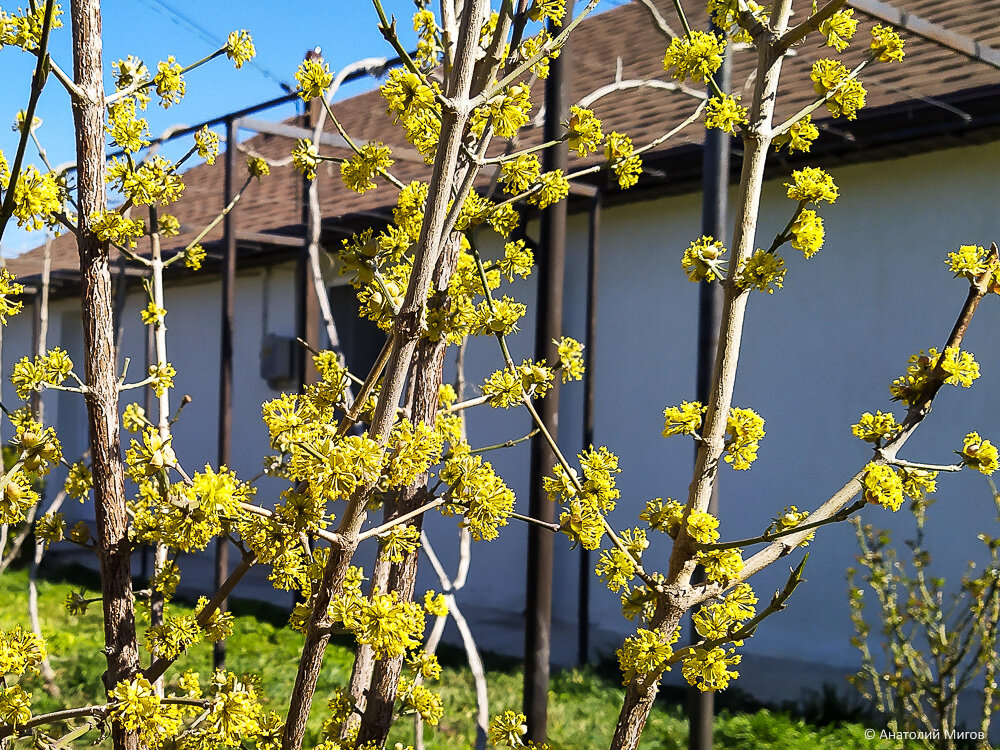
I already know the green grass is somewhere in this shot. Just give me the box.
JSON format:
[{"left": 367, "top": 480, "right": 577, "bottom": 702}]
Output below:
[{"left": 0, "top": 564, "right": 887, "bottom": 749}]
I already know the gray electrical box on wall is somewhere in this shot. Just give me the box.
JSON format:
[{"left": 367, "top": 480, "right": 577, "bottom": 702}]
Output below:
[{"left": 260, "top": 333, "right": 295, "bottom": 388}]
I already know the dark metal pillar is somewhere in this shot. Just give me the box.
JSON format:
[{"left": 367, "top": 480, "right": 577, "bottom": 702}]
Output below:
[
  {"left": 215, "top": 116, "right": 237, "bottom": 670},
  {"left": 688, "top": 33, "right": 732, "bottom": 750},
  {"left": 577, "top": 187, "right": 601, "bottom": 666},
  {"left": 524, "top": 3, "right": 574, "bottom": 741}
]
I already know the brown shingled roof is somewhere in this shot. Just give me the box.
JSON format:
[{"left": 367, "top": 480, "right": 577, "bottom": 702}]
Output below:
[{"left": 9, "top": 0, "right": 1000, "bottom": 283}]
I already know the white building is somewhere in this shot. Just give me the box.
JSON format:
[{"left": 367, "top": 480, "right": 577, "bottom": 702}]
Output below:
[{"left": 6, "top": 0, "right": 1000, "bottom": 707}]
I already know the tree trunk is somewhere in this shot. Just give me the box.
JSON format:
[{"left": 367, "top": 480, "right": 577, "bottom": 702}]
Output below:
[
  {"left": 281, "top": 6, "right": 488, "bottom": 747},
  {"left": 342, "top": 555, "right": 391, "bottom": 737},
  {"left": 355, "top": 238, "right": 461, "bottom": 746},
  {"left": 69, "top": 2, "right": 140, "bottom": 748},
  {"left": 608, "top": 608, "right": 683, "bottom": 750}
]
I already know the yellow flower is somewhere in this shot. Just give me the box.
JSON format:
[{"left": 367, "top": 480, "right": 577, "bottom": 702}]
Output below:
[
  {"left": 106, "top": 98, "right": 150, "bottom": 152},
  {"left": 696, "top": 547, "right": 744, "bottom": 583},
  {"left": 871, "top": 24, "right": 905, "bottom": 63},
  {"left": 640, "top": 497, "right": 684, "bottom": 538},
  {"left": 683, "top": 646, "right": 741, "bottom": 691},
  {"left": 566, "top": 105, "right": 604, "bottom": 156},
  {"left": 0, "top": 685, "right": 32, "bottom": 728},
  {"left": 195, "top": 126, "right": 220, "bottom": 164},
  {"left": 154, "top": 56, "right": 186, "bottom": 107},
  {"left": 226, "top": 30, "right": 256, "bottom": 69},
  {"left": 185, "top": 243, "right": 206, "bottom": 270},
  {"left": 555, "top": 336, "right": 585, "bottom": 382},
  {"left": 499, "top": 239, "right": 534, "bottom": 280},
  {"left": 525, "top": 169, "right": 569, "bottom": 209},
  {"left": 686, "top": 510, "right": 720, "bottom": 544},
  {"left": 861, "top": 463, "right": 904, "bottom": 511},
  {"left": 810, "top": 59, "right": 866, "bottom": 120},
  {"left": 681, "top": 236, "right": 727, "bottom": 282},
  {"left": 851, "top": 411, "right": 898, "bottom": 443},
  {"left": 0, "top": 269, "right": 25, "bottom": 323},
  {"left": 157, "top": 213, "right": 180, "bottom": 237},
  {"left": 64, "top": 460, "right": 93, "bottom": 500},
  {"left": 736, "top": 250, "right": 785, "bottom": 294},
  {"left": 423, "top": 591, "right": 448, "bottom": 618},
  {"left": 247, "top": 156, "right": 270, "bottom": 179},
  {"left": 725, "top": 407, "right": 765, "bottom": 470},
  {"left": 501, "top": 154, "right": 542, "bottom": 196},
  {"left": 960, "top": 432, "right": 999, "bottom": 476},
  {"left": 0, "top": 626, "right": 47, "bottom": 676},
  {"left": 295, "top": 57, "right": 332, "bottom": 101},
  {"left": 340, "top": 143, "right": 393, "bottom": 194},
  {"left": 663, "top": 30, "right": 726, "bottom": 83},
  {"left": 900, "top": 468, "right": 937, "bottom": 500},
  {"left": 773, "top": 115, "right": 820, "bottom": 154},
  {"left": 292, "top": 138, "right": 319, "bottom": 180},
  {"left": 819, "top": 9, "right": 857, "bottom": 52},
  {"left": 617, "top": 628, "right": 674, "bottom": 685},
  {"left": 604, "top": 131, "right": 642, "bottom": 189},
  {"left": 440, "top": 453, "right": 515, "bottom": 541},
  {"left": 785, "top": 167, "right": 838, "bottom": 204},
  {"left": 470, "top": 83, "right": 532, "bottom": 140},
  {"left": 91, "top": 210, "right": 145, "bottom": 248},
  {"left": 12, "top": 166, "right": 62, "bottom": 230},
  {"left": 528, "top": 0, "right": 567, "bottom": 25},
  {"left": 946, "top": 244, "right": 990, "bottom": 281},
  {"left": 790, "top": 209, "right": 824, "bottom": 258},
  {"left": 662, "top": 401, "right": 706, "bottom": 437},
  {"left": 489, "top": 711, "right": 528, "bottom": 748},
  {"left": 705, "top": 95, "right": 748, "bottom": 134}
]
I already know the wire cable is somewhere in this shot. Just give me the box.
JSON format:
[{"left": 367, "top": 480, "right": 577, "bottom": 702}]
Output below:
[{"left": 132, "top": 0, "right": 294, "bottom": 92}]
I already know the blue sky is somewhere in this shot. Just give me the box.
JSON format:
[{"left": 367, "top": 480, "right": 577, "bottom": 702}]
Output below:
[{"left": 0, "top": 0, "right": 423, "bottom": 256}]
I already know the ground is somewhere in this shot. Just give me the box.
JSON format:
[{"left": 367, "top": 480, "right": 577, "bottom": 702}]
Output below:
[{"left": 0, "top": 563, "right": 894, "bottom": 748}]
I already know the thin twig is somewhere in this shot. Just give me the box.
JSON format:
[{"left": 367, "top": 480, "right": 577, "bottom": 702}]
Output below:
[
  {"left": 0, "top": 0, "right": 57, "bottom": 245},
  {"left": 356, "top": 497, "right": 447, "bottom": 542}
]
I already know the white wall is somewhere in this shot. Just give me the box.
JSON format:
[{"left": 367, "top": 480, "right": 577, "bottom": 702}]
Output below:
[
  {"left": 4, "top": 263, "right": 302, "bottom": 607},
  {"left": 406, "top": 138, "right": 1000, "bottom": 697},
  {"left": 13, "top": 136, "right": 1000, "bottom": 703},
  {"left": 417, "top": 137, "right": 1000, "bottom": 697}
]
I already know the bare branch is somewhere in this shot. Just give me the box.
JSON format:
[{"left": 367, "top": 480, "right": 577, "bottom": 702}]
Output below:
[
  {"left": 635, "top": 0, "right": 680, "bottom": 41},
  {"left": 779, "top": 0, "right": 848, "bottom": 50}
]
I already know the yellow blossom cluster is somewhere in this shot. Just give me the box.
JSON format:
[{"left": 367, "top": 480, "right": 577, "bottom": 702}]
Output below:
[
  {"left": 617, "top": 627, "right": 676, "bottom": 685},
  {"left": 545, "top": 446, "right": 620, "bottom": 550},
  {"left": 773, "top": 115, "right": 820, "bottom": 154},
  {"left": 960, "top": 432, "right": 999, "bottom": 476},
  {"left": 890, "top": 347, "right": 980, "bottom": 404},
  {"left": 811, "top": 59, "right": 867, "bottom": 120},
  {"left": 663, "top": 30, "right": 726, "bottom": 84},
  {"left": 861, "top": 463, "right": 904, "bottom": 511},
  {"left": 819, "top": 9, "right": 857, "bottom": 52},
  {"left": 705, "top": 94, "right": 748, "bottom": 134},
  {"left": 440, "top": 452, "right": 516, "bottom": 541},
  {"left": 724, "top": 407, "right": 765, "bottom": 470},
  {"left": 737, "top": 250, "right": 786, "bottom": 294},
  {"left": 851, "top": 411, "right": 899, "bottom": 443},
  {"left": 681, "top": 236, "right": 727, "bottom": 283}
]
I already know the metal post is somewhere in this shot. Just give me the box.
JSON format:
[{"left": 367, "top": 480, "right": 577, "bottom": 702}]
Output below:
[
  {"left": 577, "top": 187, "right": 601, "bottom": 666},
  {"left": 215, "top": 116, "right": 238, "bottom": 670},
  {"left": 688, "top": 32, "right": 732, "bottom": 750},
  {"left": 524, "top": 4, "right": 574, "bottom": 741}
]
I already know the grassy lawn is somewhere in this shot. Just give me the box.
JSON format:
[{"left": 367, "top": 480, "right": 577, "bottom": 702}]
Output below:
[{"left": 0, "top": 564, "right": 887, "bottom": 749}]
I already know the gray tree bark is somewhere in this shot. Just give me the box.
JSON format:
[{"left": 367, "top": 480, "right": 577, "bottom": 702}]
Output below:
[{"left": 69, "top": 2, "right": 140, "bottom": 748}]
